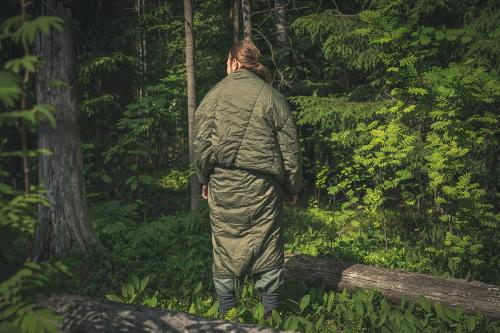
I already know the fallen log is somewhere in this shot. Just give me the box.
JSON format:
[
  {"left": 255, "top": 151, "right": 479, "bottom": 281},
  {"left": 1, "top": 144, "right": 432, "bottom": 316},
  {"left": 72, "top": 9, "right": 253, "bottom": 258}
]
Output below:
[
  {"left": 284, "top": 254, "right": 500, "bottom": 320},
  {"left": 39, "top": 294, "right": 290, "bottom": 333}
]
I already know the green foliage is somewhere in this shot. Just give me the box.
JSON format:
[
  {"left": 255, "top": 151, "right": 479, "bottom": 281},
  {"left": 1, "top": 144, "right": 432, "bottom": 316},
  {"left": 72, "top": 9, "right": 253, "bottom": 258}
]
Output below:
[
  {"left": 72, "top": 201, "right": 213, "bottom": 298},
  {"left": 0, "top": 71, "right": 21, "bottom": 107},
  {"left": 160, "top": 168, "right": 193, "bottom": 191},
  {"left": 284, "top": 207, "right": 434, "bottom": 273},
  {"left": 77, "top": 0, "right": 229, "bottom": 218},
  {"left": 0, "top": 15, "right": 63, "bottom": 48},
  {"left": 0, "top": 7, "right": 69, "bottom": 333},
  {"left": 3, "top": 0, "right": 498, "bottom": 332},
  {"left": 290, "top": 0, "right": 500, "bottom": 283},
  {"left": 77, "top": 203, "right": 499, "bottom": 331},
  {"left": 88, "top": 200, "right": 139, "bottom": 243},
  {"left": 0, "top": 4, "right": 62, "bottom": 253},
  {"left": 0, "top": 261, "right": 70, "bottom": 333},
  {"left": 105, "top": 274, "right": 158, "bottom": 307},
  {"left": 292, "top": 10, "right": 381, "bottom": 72},
  {"left": 0, "top": 182, "right": 47, "bottom": 236}
]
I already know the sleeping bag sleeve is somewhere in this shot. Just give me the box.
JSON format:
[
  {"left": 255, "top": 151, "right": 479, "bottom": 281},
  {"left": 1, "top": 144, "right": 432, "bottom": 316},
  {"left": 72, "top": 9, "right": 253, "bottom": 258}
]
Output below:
[
  {"left": 193, "top": 95, "right": 216, "bottom": 184},
  {"left": 276, "top": 100, "right": 302, "bottom": 195}
]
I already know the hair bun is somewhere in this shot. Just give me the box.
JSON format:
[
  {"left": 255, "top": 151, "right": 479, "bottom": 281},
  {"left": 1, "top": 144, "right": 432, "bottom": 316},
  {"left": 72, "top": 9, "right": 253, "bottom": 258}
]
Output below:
[{"left": 229, "top": 40, "right": 272, "bottom": 83}]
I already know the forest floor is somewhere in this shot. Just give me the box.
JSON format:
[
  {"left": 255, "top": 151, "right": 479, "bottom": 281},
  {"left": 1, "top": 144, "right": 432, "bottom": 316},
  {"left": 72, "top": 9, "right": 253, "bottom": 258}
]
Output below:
[{"left": 59, "top": 201, "right": 500, "bottom": 332}]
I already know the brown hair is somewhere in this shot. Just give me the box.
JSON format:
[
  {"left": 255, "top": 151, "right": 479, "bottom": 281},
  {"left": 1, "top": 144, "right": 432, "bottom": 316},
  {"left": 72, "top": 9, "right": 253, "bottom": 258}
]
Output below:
[{"left": 229, "top": 40, "right": 272, "bottom": 83}]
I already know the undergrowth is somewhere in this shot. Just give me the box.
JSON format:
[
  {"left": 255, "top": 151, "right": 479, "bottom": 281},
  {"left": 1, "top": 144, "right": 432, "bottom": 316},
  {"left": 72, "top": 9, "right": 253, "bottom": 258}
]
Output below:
[{"left": 66, "top": 200, "right": 500, "bottom": 332}]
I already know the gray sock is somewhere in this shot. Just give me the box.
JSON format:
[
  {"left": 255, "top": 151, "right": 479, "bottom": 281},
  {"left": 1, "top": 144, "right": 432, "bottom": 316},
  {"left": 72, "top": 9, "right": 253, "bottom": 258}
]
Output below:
[
  {"left": 218, "top": 293, "right": 237, "bottom": 314},
  {"left": 262, "top": 292, "right": 279, "bottom": 315}
]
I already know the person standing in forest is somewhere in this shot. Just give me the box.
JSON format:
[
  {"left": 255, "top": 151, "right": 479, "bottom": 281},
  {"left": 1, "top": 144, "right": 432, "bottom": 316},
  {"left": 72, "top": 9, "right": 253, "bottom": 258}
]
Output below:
[{"left": 193, "top": 40, "right": 302, "bottom": 318}]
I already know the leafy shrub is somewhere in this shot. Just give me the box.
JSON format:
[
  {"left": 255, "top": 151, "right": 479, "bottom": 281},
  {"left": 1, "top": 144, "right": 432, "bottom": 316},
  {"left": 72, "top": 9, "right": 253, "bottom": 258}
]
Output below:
[
  {"left": 290, "top": 0, "right": 500, "bottom": 284},
  {"left": 0, "top": 262, "right": 70, "bottom": 333}
]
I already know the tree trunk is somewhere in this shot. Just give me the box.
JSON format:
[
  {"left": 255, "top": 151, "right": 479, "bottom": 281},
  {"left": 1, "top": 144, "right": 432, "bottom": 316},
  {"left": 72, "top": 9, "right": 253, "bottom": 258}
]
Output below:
[
  {"left": 241, "top": 0, "right": 252, "bottom": 41},
  {"left": 274, "top": 0, "right": 287, "bottom": 48},
  {"left": 232, "top": 0, "right": 241, "bottom": 44},
  {"left": 136, "top": 0, "right": 146, "bottom": 98},
  {"left": 39, "top": 294, "right": 289, "bottom": 333},
  {"left": 33, "top": 0, "right": 97, "bottom": 261},
  {"left": 284, "top": 254, "right": 500, "bottom": 320},
  {"left": 183, "top": 0, "right": 200, "bottom": 211}
]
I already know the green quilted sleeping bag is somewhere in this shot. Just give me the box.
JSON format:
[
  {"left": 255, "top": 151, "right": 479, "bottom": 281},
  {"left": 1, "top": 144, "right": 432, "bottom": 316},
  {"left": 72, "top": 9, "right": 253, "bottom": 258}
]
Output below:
[{"left": 193, "top": 68, "right": 302, "bottom": 278}]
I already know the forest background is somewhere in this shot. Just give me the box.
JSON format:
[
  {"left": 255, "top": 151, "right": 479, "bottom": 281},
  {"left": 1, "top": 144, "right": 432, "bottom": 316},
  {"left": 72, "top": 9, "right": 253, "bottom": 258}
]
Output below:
[{"left": 0, "top": 0, "right": 499, "bottom": 332}]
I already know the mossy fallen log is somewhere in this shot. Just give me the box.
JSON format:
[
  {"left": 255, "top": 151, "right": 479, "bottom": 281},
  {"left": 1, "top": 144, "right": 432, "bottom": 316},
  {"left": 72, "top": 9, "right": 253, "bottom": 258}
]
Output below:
[{"left": 284, "top": 254, "right": 500, "bottom": 320}]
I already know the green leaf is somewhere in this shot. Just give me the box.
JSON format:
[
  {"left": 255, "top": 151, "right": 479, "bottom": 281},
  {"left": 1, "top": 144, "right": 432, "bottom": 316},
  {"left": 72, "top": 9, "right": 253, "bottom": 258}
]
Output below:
[
  {"left": 418, "top": 296, "right": 431, "bottom": 313},
  {"left": 121, "top": 285, "right": 127, "bottom": 298},
  {"left": 0, "top": 16, "right": 23, "bottom": 36},
  {"left": 105, "top": 294, "right": 123, "bottom": 303},
  {"left": 188, "top": 302, "right": 196, "bottom": 314},
  {"left": 315, "top": 314, "right": 324, "bottom": 329},
  {"left": 0, "top": 109, "right": 35, "bottom": 125},
  {"left": 466, "top": 317, "right": 476, "bottom": 331},
  {"left": 327, "top": 291, "right": 335, "bottom": 312},
  {"left": 434, "top": 303, "right": 446, "bottom": 321},
  {"left": 4, "top": 55, "right": 39, "bottom": 74},
  {"left": 299, "top": 294, "right": 310, "bottom": 313},
  {"left": 0, "top": 323, "right": 22, "bottom": 333},
  {"left": 271, "top": 310, "right": 281, "bottom": 326},
  {"left": 126, "top": 283, "right": 135, "bottom": 299},
  {"left": 0, "top": 71, "right": 21, "bottom": 107},
  {"left": 193, "top": 281, "right": 202, "bottom": 294},
  {"left": 139, "top": 276, "right": 150, "bottom": 292},
  {"left": 33, "top": 104, "right": 56, "bottom": 127},
  {"left": 289, "top": 316, "right": 300, "bottom": 330},
  {"left": 143, "top": 296, "right": 157, "bottom": 307},
  {"left": 253, "top": 302, "right": 264, "bottom": 321},
  {"left": 354, "top": 301, "right": 364, "bottom": 316},
  {"left": 206, "top": 301, "right": 219, "bottom": 317},
  {"left": 129, "top": 274, "right": 140, "bottom": 290},
  {"left": 13, "top": 16, "right": 63, "bottom": 46}
]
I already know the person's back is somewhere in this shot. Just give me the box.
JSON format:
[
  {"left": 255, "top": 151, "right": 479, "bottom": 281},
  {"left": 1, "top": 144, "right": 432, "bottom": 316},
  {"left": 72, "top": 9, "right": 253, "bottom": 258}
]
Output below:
[
  {"left": 195, "top": 68, "right": 299, "bottom": 187},
  {"left": 193, "top": 40, "right": 302, "bottom": 318}
]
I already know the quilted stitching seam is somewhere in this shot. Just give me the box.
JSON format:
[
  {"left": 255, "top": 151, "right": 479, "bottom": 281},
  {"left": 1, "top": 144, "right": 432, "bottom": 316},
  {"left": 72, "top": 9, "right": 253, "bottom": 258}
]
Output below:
[{"left": 233, "top": 82, "right": 267, "bottom": 164}]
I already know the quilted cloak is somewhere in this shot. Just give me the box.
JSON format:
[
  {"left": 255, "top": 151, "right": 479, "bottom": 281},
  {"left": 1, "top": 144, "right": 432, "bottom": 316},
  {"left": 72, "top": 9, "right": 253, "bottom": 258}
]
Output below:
[{"left": 193, "top": 68, "right": 302, "bottom": 278}]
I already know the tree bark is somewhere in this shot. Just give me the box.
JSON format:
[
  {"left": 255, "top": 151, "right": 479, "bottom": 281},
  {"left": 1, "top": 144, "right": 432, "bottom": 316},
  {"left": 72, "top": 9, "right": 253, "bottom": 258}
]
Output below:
[
  {"left": 284, "top": 254, "right": 500, "bottom": 320},
  {"left": 274, "top": 0, "right": 287, "bottom": 48},
  {"left": 136, "top": 0, "right": 146, "bottom": 98},
  {"left": 183, "top": 0, "right": 200, "bottom": 211},
  {"left": 39, "top": 294, "right": 290, "bottom": 333},
  {"left": 232, "top": 0, "right": 241, "bottom": 44},
  {"left": 241, "top": 0, "right": 252, "bottom": 41},
  {"left": 34, "top": 0, "right": 97, "bottom": 261}
]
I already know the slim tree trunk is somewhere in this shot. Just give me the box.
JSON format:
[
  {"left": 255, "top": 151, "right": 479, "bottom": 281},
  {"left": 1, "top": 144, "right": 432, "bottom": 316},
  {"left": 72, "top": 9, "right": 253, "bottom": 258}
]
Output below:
[
  {"left": 232, "top": 0, "right": 240, "bottom": 44},
  {"left": 33, "top": 0, "right": 96, "bottom": 261},
  {"left": 135, "top": 0, "right": 146, "bottom": 99},
  {"left": 274, "top": 0, "right": 287, "bottom": 47},
  {"left": 241, "top": 0, "right": 252, "bottom": 41},
  {"left": 183, "top": 0, "right": 200, "bottom": 211}
]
